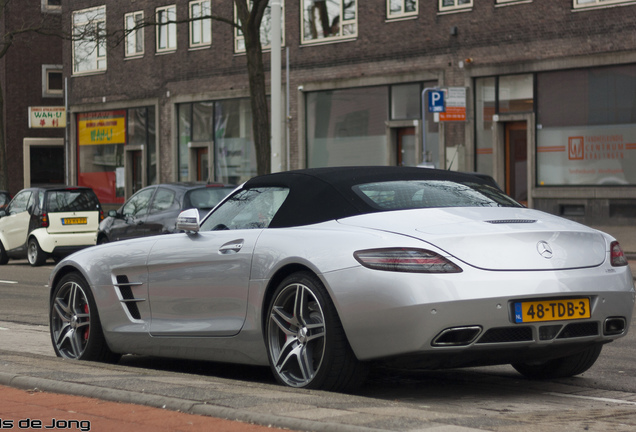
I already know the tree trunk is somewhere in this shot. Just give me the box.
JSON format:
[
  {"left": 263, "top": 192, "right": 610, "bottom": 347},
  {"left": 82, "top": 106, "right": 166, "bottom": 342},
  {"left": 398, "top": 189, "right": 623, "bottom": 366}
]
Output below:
[{"left": 235, "top": 0, "right": 271, "bottom": 176}]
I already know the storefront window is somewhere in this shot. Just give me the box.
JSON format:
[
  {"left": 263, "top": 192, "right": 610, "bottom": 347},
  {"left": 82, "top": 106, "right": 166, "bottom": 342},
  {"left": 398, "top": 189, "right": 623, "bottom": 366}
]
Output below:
[
  {"left": 537, "top": 65, "right": 636, "bottom": 186},
  {"left": 306, "top": 86, "right": 389, "bottom": 167},
  {"left": 78, "top": 107, "right": 156, "bottom": 205},
  {"left": 177, "top": 99, "right": 257, "bottom": 185},
  {"left": 498, "top": 74, "right": 533, "bottom": 113},
  {"left": 391, "top": 83, "right": 421, "bottom": 120}
]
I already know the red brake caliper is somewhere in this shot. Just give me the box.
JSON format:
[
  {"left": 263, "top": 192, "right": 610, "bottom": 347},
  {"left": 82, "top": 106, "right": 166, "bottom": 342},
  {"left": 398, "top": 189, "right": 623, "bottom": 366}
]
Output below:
[{"left": 83, "top": 304, "right": 90, "bottom": 340}]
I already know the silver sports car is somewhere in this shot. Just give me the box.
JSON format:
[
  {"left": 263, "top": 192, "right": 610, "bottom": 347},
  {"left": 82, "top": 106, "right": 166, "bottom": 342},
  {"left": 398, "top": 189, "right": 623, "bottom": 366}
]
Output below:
[{"left": 49, "top": 167, "right": 635, "bottom": 392}]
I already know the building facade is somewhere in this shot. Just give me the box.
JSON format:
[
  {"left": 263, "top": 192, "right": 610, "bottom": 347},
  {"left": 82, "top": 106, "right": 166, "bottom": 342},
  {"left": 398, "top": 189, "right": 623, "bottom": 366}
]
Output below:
[
  {"left": 61, "top": 0, "right": 636, "bottom": 224},
  {"left": 1, "top": 0, "right": 64, "bottom": 194}
]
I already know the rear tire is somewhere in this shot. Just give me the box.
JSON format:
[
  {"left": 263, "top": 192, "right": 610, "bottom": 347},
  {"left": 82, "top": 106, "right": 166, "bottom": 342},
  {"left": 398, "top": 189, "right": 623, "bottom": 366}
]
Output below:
[
  {"left": 27, "top": 238, "right": 47, "bottom": 266},
  {"left": 265, "top": 271, "right": 367, "bottom": 392},
  {"left": 512, "top": 344, "right": 603, "bottom": 379},
  {"left": 0, "top": 241, "right": 8, "bottom": 265},
  {"left": 50, "top": 272, "right": 121, "bottom": 363}
]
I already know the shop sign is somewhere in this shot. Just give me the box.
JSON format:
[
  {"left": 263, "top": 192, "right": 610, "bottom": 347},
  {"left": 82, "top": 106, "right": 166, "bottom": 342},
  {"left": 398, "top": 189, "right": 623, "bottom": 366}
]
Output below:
[
  {"left": 439, "top": 87, "right": 467, "bottom": 122},
  {"left": 78, "top": 110, "right": 126, "bottom": 145},
  {"left": 28, "top": 106, "right": 66, "bottom": 128}
]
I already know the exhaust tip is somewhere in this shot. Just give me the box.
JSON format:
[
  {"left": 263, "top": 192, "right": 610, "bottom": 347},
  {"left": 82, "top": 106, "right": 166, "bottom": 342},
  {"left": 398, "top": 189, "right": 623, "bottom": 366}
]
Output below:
[
  {"left": 432, "top": 326, "right": 482, "bottom": 347},
  {"left": 604, "top": 317, "right": 626, "bottom": 336}
]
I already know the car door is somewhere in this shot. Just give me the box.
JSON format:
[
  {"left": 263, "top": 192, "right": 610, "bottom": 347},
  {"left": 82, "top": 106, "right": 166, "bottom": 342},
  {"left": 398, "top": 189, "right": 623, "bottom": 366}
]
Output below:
[
  {"left": 146, "top": 186, "right": 290, "bottom": 337},
  {"left": 109, "top": 187, "right": 155, "bottom": 241},
  {"left": 0, "top": 190, "right": 34, "bottom": 251},
  {"left": 144, "top": 186, "right": 180, "bottom": 236}
]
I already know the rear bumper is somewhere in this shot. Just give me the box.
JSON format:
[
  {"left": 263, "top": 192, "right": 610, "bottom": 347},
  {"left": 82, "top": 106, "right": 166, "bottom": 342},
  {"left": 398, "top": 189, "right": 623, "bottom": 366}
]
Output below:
[
  {"left": 31, "top": 228, "right": 97, "bottom": 254},
  {"left": 323, "top": 263, "right": 635, "bottom": 363}
]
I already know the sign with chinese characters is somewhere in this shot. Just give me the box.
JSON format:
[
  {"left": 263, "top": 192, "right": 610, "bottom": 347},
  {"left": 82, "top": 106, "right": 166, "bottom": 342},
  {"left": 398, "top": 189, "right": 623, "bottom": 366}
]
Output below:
[
  {"left": 78, "top": 110, "right": 127, "bottom": 145},
  {"left": 28, "top": 106, "right": 66, "bottom": 128}
]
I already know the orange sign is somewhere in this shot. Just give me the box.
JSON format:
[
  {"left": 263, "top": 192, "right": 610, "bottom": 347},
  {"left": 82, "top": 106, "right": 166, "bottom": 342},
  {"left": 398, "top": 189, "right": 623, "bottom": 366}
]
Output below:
[{"left": 78, "top": 111, "right": 126, "bottom": 145}]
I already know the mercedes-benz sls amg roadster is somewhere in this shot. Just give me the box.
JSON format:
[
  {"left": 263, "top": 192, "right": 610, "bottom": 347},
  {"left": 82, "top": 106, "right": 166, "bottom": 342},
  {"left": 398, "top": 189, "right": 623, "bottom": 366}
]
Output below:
[{"left": 49, "top": 167, "right": 634, "bottom": 392}]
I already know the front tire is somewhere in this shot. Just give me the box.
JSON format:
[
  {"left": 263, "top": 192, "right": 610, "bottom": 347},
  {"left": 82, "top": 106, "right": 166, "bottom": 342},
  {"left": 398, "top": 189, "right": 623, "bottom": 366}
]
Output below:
[
  {"left": 27, "top": 238, "right": 47, "bottom": 266},
  {"left": 50, "top": 272, "right": 120, "bottom": 363},
  {"left": 0, "top": 241, "right": 8, "bottom": 265},
  {"left": 265, "top": 271, "right": 366, "bottom": 392},
  {"left": 512, "top": 344, "right": 603, "bottom": 379}
]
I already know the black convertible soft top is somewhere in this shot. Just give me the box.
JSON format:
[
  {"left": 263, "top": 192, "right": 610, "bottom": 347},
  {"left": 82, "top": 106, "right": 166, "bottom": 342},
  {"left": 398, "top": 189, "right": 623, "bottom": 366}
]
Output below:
[{"left": 242, "top": 166, "right": 501, "bottom": 228}]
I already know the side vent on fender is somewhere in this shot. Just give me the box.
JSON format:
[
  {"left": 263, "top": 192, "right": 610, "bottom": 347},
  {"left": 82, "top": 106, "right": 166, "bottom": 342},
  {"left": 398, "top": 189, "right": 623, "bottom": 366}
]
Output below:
[{"left": 114, "top": 275, "right": 145, "bottom": 320}]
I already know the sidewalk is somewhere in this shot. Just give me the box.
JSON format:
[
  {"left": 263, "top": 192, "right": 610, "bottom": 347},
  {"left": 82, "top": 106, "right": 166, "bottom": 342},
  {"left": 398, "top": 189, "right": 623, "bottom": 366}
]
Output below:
[{"left": 0, "top": 384, "right": 281, "bottom": 432}]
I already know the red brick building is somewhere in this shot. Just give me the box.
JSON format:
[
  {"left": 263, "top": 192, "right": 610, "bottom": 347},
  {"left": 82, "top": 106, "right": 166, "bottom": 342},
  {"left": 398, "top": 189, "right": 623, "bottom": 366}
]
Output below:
[
  {"left": 61, "top": 0, "right": 636, "bottom": 224},
  {"left": 1, "top": 0, "right": 64, "bottom": 194}
]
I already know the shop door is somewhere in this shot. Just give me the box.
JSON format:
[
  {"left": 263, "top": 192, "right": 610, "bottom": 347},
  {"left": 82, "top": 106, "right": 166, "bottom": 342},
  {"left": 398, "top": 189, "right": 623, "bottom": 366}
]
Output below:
[
  {"left": 396, "top": 127, "right": 416, "bottom": 166},
  {"left": 131, "top": 151, "right": 143, "bottom": 194},
  {"left": 196, "top": 147, "right": 209, "bottom": 181},
  {"left": 504, "top": 122, "right": 528, "bottom": 206}
]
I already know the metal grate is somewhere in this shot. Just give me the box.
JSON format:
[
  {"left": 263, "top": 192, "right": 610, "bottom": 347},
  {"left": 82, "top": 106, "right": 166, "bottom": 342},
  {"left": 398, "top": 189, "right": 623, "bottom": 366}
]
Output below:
[
  {"left": 476, "top": 326, "right": 533, "bottom": 344},
  {"left": 557, "top": 322, "right": 599, "bottom": 339}
]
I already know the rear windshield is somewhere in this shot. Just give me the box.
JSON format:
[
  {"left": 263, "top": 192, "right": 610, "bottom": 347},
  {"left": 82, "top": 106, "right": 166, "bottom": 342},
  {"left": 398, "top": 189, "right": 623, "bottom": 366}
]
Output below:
[
  {"left": 184, "top": 187, "right": 234, "bottom": 210},
  {"left": 45, "top": 190, "right": 101, "bottom": 213},
  {"left": 353, "top": 180, "right": 522, "bottom": 210}
]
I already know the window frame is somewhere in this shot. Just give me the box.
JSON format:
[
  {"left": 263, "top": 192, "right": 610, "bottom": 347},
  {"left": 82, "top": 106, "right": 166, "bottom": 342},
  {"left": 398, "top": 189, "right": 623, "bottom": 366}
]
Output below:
[
  {"left": 190, "top": 0, "right": 212, "bottom": 49},
  {"left": 438, "top": 0, "right": 473, "bottom": 13},
  {"left": 125, "top": 11, "right": 145, "bottom": 58},
  {"left": 300, "top": 0, "right": 358, "bottom": 46},
  {"left": 72, "top": 5, "right": 107, "bottom": 75},
  {"left": 234, "top": 1, "right": 285, "bottom": 53},
  {"left": 387, "top": 0, "right": 418, "bottom": 20},
  {"left": 156, "top": 5, "right": 178, "bottom": 53},
  {"left": 573, "top": 0, "right": 635, "bottom": 9},
  {"left": 42, "top": 0, "right": 61, "bottom": 13},
  {"left": 42, "top": 64, "right": 63, "bottom": 98}
]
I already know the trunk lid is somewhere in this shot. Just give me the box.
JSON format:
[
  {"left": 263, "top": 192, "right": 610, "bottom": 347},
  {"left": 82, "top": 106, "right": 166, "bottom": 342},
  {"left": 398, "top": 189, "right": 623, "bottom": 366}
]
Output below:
[{"left": 338, "top": 207, "right": 607, "bottom": 270}]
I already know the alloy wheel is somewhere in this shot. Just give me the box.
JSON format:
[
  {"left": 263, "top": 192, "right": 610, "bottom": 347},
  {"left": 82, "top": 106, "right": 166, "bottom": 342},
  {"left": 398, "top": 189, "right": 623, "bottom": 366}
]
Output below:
[{"left": 51, "top": 280, "right": 91, "bottom": 359}]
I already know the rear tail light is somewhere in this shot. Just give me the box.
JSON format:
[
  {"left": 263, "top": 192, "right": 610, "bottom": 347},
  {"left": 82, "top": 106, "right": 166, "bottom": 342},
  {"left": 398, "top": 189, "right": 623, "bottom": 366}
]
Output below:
[
  {"left": 610, "top": 241, "right": 628, "bottom": 267},
  {"left": 40, "top": 212, "right": 49, "bottom": 228},
  {"left": 354, "top": 248, "right": 462, "bottom": 273},
  {"left": 99, "top": 209, "right": 104, "bottom": 222}
]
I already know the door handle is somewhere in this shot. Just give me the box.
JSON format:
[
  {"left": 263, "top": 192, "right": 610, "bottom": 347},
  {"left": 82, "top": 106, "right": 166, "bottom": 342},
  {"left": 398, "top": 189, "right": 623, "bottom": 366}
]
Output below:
[{"left": 219, "top": 239, "right": 244, "bottom": 255}]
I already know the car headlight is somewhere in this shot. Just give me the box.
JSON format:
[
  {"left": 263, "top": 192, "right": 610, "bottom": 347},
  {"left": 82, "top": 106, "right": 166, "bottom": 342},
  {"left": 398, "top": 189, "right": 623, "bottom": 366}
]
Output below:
[{"left": 354, "top": 248, "right": 463, "bottom": 273}]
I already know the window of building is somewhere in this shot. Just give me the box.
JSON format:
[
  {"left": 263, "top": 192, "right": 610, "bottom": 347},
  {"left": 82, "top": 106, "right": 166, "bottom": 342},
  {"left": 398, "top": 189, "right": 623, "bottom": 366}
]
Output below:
[
  {"left": 301, "top": 0, "right": 357, "bottom": 45},
  {"left": 496, "top": 0, "right": 529, "bottom": 4},
  {"left": 498, "top": 74, "right": 534, "bottom": 113},
  {"left": 42, "top": 0, "right": 61, "bottom": 13},
  {"left": 439, "top": 0, "right": 473, "bottom": 12},
  {"left": 77, "top": 107, "right": 156, "bottom": 205},
  {"left": 125, "top": 11, "right": 144, "bottom": 57},
  {"left": 536, "top": 65, "right": 636, "bottom": 186},
  {"left": 72, "top": 6, "right": 107, "bottom": 74},
  {"left": 178, "top": 100, "right": 257, "bottom": 185},
  {"left": 306, "top": 86, "right": 389, "bottom": 167},
  {"left": 573, "top": 0, "right": 633, "bottom": 9},
  {"left": 190, "top": 0, "right": 212, "bottom": 48},
  {"left": 387, "top": 0, "right": 418, "bottom": 19},
  {"left": 42, "top": 65, "right": 63, "bottom": 98},
  {"left": 156, "top": 5, "right": 177, "bottom": 53},
  {"left": 235, "top": 1, "right": 285, "bottom": 52}
]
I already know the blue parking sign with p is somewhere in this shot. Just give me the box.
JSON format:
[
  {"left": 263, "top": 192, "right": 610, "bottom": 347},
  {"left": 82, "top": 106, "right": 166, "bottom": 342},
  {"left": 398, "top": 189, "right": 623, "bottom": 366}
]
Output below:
[{"left": 428, "top": 90, "right": 445, "bottom": 113}]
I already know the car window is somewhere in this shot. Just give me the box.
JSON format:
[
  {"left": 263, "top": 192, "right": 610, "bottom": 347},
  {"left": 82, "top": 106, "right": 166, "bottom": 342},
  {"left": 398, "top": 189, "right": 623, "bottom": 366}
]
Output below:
[
  {"left": 46, "top": 189, "right": 101, "bottom": 212},
  {"left": 122, "top": 188, "right": 154, "bottom": 217},
  {"left": 150, "top": 188, "right": 178, "bottom": 213},
  {"left": 0, "top": 193, "right": 9, "bottom": 206},
  {"left": 200, "top": 187, "right": 289, "bottom": 231},
  {"left": 353, "top": 180, "right": 521, "bottom": 210},
  {"left": 184, "top": 187, "right": 234, "bottom": 210},
  {"left": 6, "top": 191, "right": 32, "bottom": 215}
]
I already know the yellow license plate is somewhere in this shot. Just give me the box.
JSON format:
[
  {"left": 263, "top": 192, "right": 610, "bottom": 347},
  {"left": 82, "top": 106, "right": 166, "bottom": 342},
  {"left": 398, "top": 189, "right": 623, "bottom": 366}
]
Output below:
[
  {"left": 514, "top": 298, "right": 590, "bottom": 323},
  {"left": 62, "top": 217, "right": 87, "bottom": 225}
]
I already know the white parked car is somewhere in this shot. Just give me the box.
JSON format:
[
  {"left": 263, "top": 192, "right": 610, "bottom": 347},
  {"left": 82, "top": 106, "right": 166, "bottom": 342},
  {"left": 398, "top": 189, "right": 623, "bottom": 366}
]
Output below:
[{"left": 0, "top": 186, "right": 103, "bottom": 266}]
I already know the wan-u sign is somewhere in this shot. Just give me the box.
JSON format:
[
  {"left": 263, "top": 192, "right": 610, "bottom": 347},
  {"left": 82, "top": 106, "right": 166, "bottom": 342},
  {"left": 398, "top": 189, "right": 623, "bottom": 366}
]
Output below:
[{"left": 28, "top": 106, "right": 66, "bottom": 128}]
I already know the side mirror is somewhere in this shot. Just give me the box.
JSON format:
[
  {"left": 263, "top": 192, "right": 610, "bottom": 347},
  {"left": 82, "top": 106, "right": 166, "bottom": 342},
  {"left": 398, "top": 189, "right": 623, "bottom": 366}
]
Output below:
[
  {"left": 108, "top": 210, "right": 118, "bottom": 218},
  {"left": 176, "top": 208, "right": 200, "bottom": 233}
]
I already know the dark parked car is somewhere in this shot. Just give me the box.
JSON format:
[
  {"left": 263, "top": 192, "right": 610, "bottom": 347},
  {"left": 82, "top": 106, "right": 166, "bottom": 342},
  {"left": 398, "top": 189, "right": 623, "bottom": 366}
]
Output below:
[
  {"left": 97, "top": 183, "right": 235, "bottom": 243},
  {"left": 0, "top": 190, "right": 10, "bottom": 210},
  {"left": 0, "top": 186, "right": 103, "bottom": 266}
]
